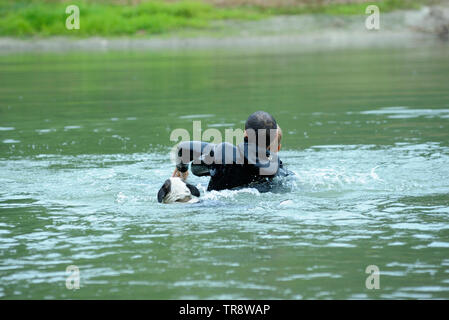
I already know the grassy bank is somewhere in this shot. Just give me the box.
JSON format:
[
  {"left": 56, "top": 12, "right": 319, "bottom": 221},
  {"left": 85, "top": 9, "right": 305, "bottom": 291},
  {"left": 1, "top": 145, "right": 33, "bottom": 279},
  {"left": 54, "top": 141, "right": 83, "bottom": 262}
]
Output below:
[{"left": 0, "top": 0, "right": 436, "bottom": 37}]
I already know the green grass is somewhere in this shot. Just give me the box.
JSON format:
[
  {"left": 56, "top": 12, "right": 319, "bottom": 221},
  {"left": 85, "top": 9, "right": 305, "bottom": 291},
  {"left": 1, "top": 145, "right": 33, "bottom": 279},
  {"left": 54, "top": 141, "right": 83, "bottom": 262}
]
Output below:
[
  {"left": 0, "top": 0, "right": 264, "bottom": 37},
  {"left": 0, "top": 0, "right": 433, "bottom": 37},
  {"left": 257, "top": 0, "right": 429, "bottom": 15}
]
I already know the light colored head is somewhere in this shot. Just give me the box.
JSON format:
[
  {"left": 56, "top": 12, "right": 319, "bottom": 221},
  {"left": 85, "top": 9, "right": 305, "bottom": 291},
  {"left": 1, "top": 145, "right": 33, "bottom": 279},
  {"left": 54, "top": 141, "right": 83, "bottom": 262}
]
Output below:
[{"left": 157, "top": 177, "right": 200, "bottom": 204}]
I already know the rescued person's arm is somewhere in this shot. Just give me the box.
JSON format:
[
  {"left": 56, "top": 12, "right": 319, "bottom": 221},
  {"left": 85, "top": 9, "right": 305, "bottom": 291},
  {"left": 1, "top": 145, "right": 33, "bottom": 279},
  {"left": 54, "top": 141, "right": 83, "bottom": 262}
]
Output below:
[{"left": 173, "top": 141, "right": 215, "bottom": 180}]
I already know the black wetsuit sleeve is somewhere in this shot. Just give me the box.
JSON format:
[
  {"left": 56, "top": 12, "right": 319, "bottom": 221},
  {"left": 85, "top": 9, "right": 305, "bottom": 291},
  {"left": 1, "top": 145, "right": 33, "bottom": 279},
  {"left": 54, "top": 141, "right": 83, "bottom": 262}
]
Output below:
[{"left": 176, "top": 141, "right": 215, "bottom": 173}]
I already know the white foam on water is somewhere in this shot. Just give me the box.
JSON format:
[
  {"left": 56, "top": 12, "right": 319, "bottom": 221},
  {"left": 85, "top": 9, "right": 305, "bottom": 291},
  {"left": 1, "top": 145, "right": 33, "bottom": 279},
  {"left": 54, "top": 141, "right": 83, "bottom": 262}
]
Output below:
[
  {"left": 63, "top": 125, "right": 82, "bottom": 130},
  {"left": 179, "top": 114, "right": 215, "bottom": 119},
  {"left": 36, "top": 129, "right": 56, "bottom": 134},
  {"left": 360, "top": 106, "right": 449, "bottom": 119},
  {"left": 2, "top": 139, "right": 20, "bottom": 144}
]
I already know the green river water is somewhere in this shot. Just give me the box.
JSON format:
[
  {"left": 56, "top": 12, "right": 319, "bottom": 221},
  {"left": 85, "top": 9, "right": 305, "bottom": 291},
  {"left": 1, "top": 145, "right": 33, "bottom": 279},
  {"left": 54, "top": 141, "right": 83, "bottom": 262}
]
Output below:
[{"left": 1, "top": 43, "right": 449, "bottom": 299}]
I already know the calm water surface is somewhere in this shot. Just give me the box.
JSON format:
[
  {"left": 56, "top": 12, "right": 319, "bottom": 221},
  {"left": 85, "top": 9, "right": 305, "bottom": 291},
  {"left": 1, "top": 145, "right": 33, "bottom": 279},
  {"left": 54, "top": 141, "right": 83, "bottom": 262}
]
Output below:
[{"left": 1, "top": 44, "right": 449, "bottom": 299}]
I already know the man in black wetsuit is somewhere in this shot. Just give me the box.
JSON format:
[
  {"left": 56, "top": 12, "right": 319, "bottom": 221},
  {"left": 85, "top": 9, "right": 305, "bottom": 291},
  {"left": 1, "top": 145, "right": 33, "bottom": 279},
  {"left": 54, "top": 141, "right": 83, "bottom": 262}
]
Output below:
[{"left": 172, "top": 111, "right": 289, "bottom": 192}]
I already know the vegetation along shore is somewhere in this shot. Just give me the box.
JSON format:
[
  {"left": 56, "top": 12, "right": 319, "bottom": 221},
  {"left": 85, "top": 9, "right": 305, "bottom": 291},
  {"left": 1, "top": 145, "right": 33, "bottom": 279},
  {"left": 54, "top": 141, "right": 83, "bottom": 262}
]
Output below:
[{"left": 0, "top": 0, "right": 442, "bottom": 37}]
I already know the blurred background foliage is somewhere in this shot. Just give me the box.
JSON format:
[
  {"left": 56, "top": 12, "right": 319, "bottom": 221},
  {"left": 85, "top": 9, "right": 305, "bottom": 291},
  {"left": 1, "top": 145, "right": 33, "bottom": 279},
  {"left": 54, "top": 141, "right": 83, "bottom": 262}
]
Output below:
[{"left": 0, "top": 0, "right": 439, "bottom": 37}]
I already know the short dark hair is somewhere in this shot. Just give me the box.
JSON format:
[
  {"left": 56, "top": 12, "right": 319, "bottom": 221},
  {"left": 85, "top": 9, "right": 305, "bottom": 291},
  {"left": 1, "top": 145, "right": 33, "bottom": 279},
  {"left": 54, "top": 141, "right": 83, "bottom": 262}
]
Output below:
[{"left": 245, "top": 111, "right": 277, "bottom": 148}]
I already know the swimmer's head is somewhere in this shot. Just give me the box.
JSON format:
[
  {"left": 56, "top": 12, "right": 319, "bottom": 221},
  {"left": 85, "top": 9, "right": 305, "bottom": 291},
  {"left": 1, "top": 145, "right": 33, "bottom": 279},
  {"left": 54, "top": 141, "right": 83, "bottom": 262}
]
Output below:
[{"left": 244, "top": 111, "right": 277, "bottom": 149}]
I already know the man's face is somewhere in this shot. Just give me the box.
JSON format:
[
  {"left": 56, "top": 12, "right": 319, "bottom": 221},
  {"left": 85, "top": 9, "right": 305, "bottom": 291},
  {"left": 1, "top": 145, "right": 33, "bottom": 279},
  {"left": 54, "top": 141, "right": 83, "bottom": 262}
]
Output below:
[{"left": 244, "top": 128, "right": 280, "bottom": 152}]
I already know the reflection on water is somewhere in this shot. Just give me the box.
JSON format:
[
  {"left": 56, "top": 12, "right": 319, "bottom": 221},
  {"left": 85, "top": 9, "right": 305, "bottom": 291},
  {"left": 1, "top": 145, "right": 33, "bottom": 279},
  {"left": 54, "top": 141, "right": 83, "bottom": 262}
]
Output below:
[{"left": 0, "top": 45, "right": 449, "bottom": 299}]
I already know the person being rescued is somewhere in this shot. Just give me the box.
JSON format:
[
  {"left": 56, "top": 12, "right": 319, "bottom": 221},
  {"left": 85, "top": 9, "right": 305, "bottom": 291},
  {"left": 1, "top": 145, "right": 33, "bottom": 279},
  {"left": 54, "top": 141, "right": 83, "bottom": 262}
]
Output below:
[{"left": 172, "top": 111, "right": 290, "bottom": 193}]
